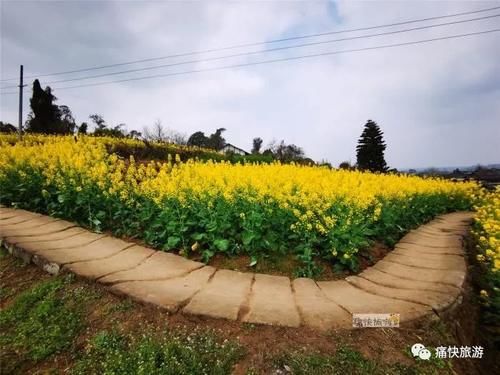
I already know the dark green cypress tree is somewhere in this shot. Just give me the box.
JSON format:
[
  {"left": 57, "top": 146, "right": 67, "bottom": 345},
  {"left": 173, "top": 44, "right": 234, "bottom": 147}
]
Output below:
[
  {"left": 356, "top": 120, "right": 388, "bottom": 172},
  {"left": 26, "top": 79, "right": 64, "bottom": 134}
]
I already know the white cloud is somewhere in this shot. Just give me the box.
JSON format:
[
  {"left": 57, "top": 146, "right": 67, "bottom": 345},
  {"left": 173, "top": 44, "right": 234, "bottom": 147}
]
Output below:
[{"left": 1, "top": 0, "right": 499, "bottom": 168}]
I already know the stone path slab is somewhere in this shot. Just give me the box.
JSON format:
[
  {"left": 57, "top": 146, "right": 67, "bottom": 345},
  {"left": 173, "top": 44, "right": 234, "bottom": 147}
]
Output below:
[
  {"left": 0, "top": 210, "right": 42, "bottom": 224},
  {"left": 183, "top": 270, "right": 253, "bottom": 321},
  {"left": 399, "top": 236, "right": 463, "bottom": 249},
  {"left": 242, "top": 274, "right": 300, "bottom": 327},
  {"left": 358, "top": 267, "right": 459, "bottom": 295},
  {"left": 34, "top": 236, "right": 133, "bottom": 266},
  {"left": 345, "top": 276, "right": 456, "bottom": 311},
  {"left": 0, "top": 215, "right": 44, "bottom": 227},
  {"left": 395, "top": 242, "right": 463, "bottom": 256},
  {"left": 111, "top": 266, "right": 216, "bottom": 312},
  {"left": 373, "top": 260, "right": 465, "bottom": 287},
  {"left": 292, "top": 278, "right": 351, "bottom": 330},
  {"left": 0, "top": 207, "right": 473, "bottom": 330},
  {"left": 100, "top": 251, "right": 204, "bottom": 284},
  {"left": 65, "top": 245, "right": 155, "bottom": 280},
  {"left": 383, "top": 253, "right": 466, "bottom": 272},
  {"left": 392, "top": 247, "right": 463, "bottom": 260},
  {"left": 318, "top": 280, "right": 432, "bottom": 322},
  {"left": 1, "top": 219, "right": 76, "bottom": 238},
  {"left": 6, "top": 227, "right": 90, "bottom": 246}
]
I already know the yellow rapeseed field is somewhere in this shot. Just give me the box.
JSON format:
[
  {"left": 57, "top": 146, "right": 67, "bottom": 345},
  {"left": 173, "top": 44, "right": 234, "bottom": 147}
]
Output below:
[
  {"left": 472, "top": 187, "right": 500, "bottom": 323},
  {"left": 0, "top": 134, "right": 480, "bottom": 275}
]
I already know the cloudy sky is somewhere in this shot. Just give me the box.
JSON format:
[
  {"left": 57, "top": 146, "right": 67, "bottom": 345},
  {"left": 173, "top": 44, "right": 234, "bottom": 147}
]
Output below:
[{"left": 1, "top": 0, "right": 499, "bottom": 169}]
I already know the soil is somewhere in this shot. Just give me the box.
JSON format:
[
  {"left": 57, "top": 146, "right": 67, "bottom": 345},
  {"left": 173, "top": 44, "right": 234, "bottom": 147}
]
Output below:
[
  {"left": 109, "top": 227, "right": 392, "bottom": 280},
  {"left": 2, "top": 245, "right": 498, "bottom": 375},
  {"left": 208, "top": 241, "right": 391, "bottom": 280}
]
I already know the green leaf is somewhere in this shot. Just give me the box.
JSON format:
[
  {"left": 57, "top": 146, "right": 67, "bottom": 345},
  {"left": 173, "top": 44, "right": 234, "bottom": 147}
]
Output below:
[
  {"left": 242, "top": 232, "right": 255, "bottom": 246},
  {"left": 166, "top": 236, "right": 181, "bottom": 249},
  {"left": 214, "top": 239, "right": 229, "bottom": 252},
  {"left": 249, "top": 256, "right": 257, "bottom": 267},
  {"left": 202, "top": 249, "right": 214, "bottom": 263},
  {"left": 192, "top": 233, "right": 205, "bottom": 241},
  {"left": 57, "top": 195, "right": 65, "bottom": 203}
]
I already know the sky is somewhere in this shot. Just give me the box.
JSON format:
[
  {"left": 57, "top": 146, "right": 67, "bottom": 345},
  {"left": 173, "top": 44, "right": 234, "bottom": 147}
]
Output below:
[{"left": 1, "top": 0, "right": 499, "bottom": 169}]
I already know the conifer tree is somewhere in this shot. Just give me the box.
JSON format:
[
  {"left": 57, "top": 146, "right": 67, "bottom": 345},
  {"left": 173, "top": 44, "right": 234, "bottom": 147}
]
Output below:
[
  {"left": 356, "top": 120, "right": 388, "bottom": 172},
  {"left": 25, "top": 79, "right": 74, "bottom": 134}
]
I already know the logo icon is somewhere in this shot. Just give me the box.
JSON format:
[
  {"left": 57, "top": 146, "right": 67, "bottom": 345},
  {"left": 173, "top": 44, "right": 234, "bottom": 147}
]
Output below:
[{"left": 411, "top": 343, "right": 431, "bottom": 360}]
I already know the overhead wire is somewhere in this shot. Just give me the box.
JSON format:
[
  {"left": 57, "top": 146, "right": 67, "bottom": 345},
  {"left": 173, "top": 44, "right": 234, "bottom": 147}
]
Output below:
[
  {"left": 0, "top": 13, "right": 493, "bottom": 89},
  {"left": 1, "top": 4, "right": 499, "bottom": 83},
  {"left": 38, "top": 29, "right": 500, "bottom": 92}
]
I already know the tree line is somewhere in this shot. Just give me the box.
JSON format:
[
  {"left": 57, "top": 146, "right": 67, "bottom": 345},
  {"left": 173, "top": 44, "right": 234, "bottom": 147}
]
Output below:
[{"left": 1, "top": 79, "right": 390, "bottom": 172}]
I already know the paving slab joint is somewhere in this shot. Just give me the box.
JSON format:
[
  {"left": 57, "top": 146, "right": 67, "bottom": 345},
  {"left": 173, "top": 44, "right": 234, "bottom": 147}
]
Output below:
[{"left": 237, "top": 274, "right": 255, "bottom": 322}]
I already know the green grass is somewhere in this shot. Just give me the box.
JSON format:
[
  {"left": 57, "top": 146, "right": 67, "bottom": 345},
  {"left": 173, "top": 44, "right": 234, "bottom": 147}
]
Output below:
[
  {"left": 0, "top": 276, "right": 84, "bottom": 373},
  {"left": 105, "top": 297, "right": 135, "bottom": 314},
  {"left": 0, "top": 284, "right": 13, "bottom": 300},
  {"left": 273, "top": 346, "right": 452, "bottom": 375},
  {"left": 72, "top": 329, "right": 243, "bottom": 375}
]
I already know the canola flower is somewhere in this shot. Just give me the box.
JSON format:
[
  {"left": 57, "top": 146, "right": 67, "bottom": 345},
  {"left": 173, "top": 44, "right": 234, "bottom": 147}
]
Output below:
[
  {"left": 0, "top": 134, "right": 480, "bottom": 275},
  {"left": 472, "top": 187, "right": 500, "bottom": 323},
  {"left": 473, "top": 188, "right": 500, "bottom": 271}
]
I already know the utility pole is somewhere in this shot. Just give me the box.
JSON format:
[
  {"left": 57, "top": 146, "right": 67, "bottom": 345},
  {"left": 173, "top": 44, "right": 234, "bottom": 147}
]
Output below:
[{"left": 18, "top": 64, "right": 26, "bottom": 138}]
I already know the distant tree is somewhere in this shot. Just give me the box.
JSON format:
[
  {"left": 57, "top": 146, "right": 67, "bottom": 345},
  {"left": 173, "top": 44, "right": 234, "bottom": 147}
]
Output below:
[
  {"left": 129, "top": 129, "right": 142, "bottom": 139},
  {"left": 251, "top": 137, "right": 263, "bottom": 154},
  {"left": 356, "top": 120, "right": 388, "bottom": 173},
  {"left": 89, "top": 114, "right": 106, "bottom": 131},
  {"left": 421, "top": 167, "right": 439, "bottom": 176},
  {"left": 143, "top": 119, "right": 167, "bottom": 141},
  {"left": 89, "top": 115, "right": 125, "bottom": 137},
  {"left": 265, "top": 140, "right": 305, "bottom": 162},
  {"left": 96, "top": 124, "right": 126, "bottom": 138},
  {"left": 187, "top": 131, "right": 209, "bottom": 148},
  {"left": 25, "top": 79, "right": 70, "bottom": 134},
  {"left": 0, "top": 121, "right": 17, "bottom": 133},
  {"left": 262, "top": 148, "right": 274, "bottom": 157},
  {"left": 59, "top": 105, "right": 76, "bottom": 133},
  {"left": 302, "top": 157, "right": 315, "bottom": 165},
  {"left": 78, "top": 122, "right": 88, "bottom": 134},
  {"left": 143, "top": 120, "right": 187, "bottom": 144},
  {"left": 319, "top": 160, "right": 332, "bottom": 169},
  {"left": 339, "top": 161, "right": 352, "bottom": 170},
  {"left": 276, "top": 141, "right": 304, "bottom": 162},
  {"left": 166, "top": 129, "right": 187, "bottom": 145},
  {"left": 474, "top": 164, "right": 485, "bottom": 172},
  {"left": 207, "top": 128, "right": 226, "bottom": 150}
]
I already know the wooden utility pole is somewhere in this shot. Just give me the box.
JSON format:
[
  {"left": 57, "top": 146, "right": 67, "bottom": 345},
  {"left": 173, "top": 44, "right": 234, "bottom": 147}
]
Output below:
[{"left": 18, "top": 65, "right": 25, "bottom": 137}]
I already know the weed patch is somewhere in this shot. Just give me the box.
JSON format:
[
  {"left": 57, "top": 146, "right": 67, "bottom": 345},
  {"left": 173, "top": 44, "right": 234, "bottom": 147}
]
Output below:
[
  {"left": 73, "top": 329, "right": 243, "bottom": 375},
  {"left": 274, "top": 345, "right": 453, "bottom": 375},
  {"left": 0, "top": 276, "right": 84, "bottom": 373}
]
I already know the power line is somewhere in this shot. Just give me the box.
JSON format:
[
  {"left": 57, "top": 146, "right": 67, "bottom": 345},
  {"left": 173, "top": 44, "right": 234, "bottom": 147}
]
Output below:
[
  {"left": 42, "top": 29, "right": 499, "bottom": 92},
  {"left": 1, "top": 28, "right": 498, "bottom": 96},
  {"left": 1, "top": 5, "right": 499, "bottom": 82},
  {"left": 2, "top": 13, "right": 495, "bottom": 89}
]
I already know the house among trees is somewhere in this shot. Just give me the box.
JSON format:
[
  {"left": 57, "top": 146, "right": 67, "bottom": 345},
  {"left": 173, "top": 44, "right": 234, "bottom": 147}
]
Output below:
[{"left": 221, "top": 143, "right": 250, "bottom": 156}]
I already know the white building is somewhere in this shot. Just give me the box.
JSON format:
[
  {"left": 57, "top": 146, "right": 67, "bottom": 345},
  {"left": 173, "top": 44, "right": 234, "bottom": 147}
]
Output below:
[{"left": 221, "top": 143, "right": 249, "bottom": 156}]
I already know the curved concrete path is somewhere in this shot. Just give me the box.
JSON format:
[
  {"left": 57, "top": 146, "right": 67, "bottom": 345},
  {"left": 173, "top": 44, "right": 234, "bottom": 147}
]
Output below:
[{"left": 0, "top": 207, "right": 473, "bottom": 330}]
